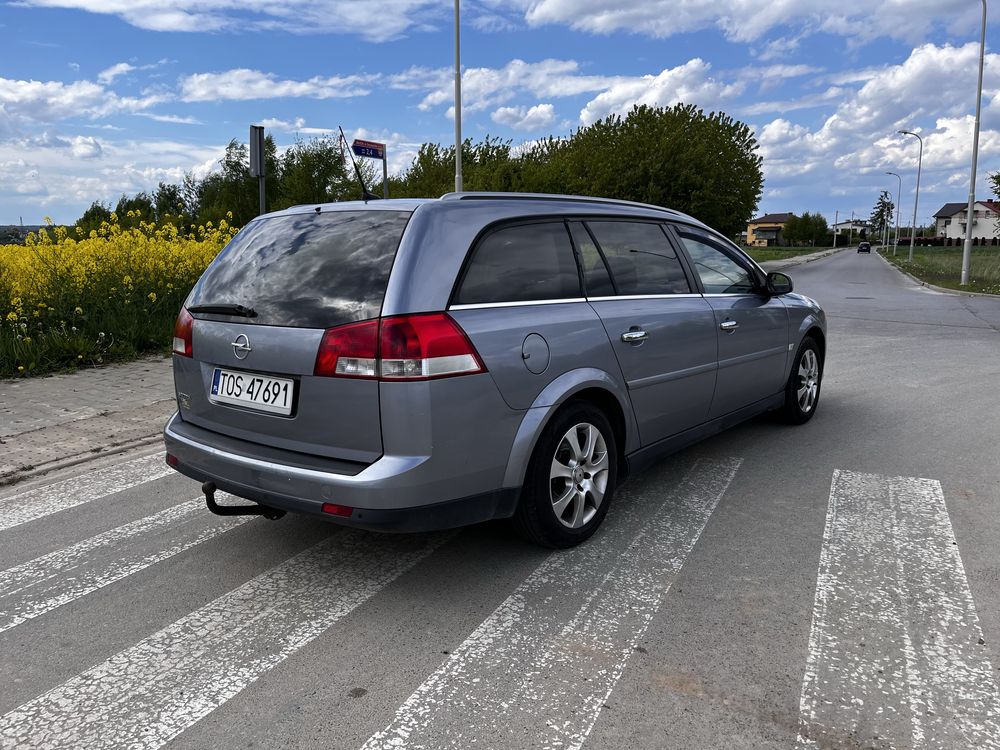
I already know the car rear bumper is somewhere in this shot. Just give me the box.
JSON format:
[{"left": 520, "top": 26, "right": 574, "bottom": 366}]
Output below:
[{"left": 163, "top": 412, "right": 520, "bottom": 532}]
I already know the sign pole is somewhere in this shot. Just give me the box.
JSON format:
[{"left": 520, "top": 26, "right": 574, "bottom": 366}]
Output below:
[
  {"left": 382, "top": 152, "right": 389, "bottom": 199},
  {"left": 249, "top": 125, "right": 266, "bottom": 216}
]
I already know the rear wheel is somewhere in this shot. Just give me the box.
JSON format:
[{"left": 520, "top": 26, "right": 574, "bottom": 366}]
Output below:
[
  {"left": 513, "top": 403, "right": 618, "bottom": 548},
  {"left": 779, "top": 336, "right": 822, "bottom": 424}
]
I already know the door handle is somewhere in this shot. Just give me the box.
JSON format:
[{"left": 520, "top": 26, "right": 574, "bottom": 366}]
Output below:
[
  {"left": 720, "top": 320, "right": 739, "bottom": 333},
  {"left": 621, "top": 330, "right": 649, "bottom": 343}
]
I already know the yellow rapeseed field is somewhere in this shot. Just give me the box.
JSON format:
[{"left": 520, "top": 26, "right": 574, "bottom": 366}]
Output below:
[{"left": 0, "top": 212, "right": 238, "bottom": 377}]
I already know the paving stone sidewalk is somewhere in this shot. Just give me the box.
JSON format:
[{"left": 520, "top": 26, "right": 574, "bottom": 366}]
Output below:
[{"left": 0, "top": 356, "right": 175, "bottom": 484}]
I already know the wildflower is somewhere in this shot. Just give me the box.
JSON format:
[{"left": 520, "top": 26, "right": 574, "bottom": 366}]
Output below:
[
  {"left": 74, "top": 307, "right": 83, "bottom": 315},
  {"left": 23, "top": 336, "right": 31, "bottom": 343},
  {"left": 77, "top": 355, "right": 83, "bottom": 360},
  {"left": 147, "top": 292, "right": 157, "bottom": 302},
  {"left": 17, "top": 366, "right": 24, "bottom": 372},
  {"left": 5, "top": 312, "right": 16, "bottom": 322}
]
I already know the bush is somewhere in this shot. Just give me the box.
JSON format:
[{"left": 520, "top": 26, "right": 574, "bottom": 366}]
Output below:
[{"left": 0, "top": 214, "right": 237, "bottom": 377}]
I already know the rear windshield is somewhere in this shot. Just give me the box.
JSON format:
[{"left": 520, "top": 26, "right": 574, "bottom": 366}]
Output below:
[{"left": 186, "top": 210, "right": 411, "bottom": 329}]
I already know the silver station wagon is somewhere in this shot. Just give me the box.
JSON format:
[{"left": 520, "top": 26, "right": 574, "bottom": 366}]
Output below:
[{"left": 164, "top": 193, "right": 826, "bottom": 547}]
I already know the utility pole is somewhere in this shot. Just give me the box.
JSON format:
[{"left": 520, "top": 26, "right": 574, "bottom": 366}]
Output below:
[
  {"left": 453, "top": 0, "right": 463, "bottom": 193},
  {"left": 961, "top": 0, "right": 987, "bottom": 285},
  {"left": 850, "top": 210, "right": 855, "bottom": 246},
  {"left": 899, "top": 130, "right": 923, "bottom": 262},
  {"left": 886, "top": 171, "right": 901, "bottom": 256},
  {"left": 833, "top": 210, "right": 838, "bottom": 248}
]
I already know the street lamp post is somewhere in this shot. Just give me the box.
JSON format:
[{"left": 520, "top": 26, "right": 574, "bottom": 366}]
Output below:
[
  {"left": 884, "top": 190, "right": 892, "bottom": 250},
  {"left": 899, "top": 130, "right": 923, "bottom": 262},
  {"left": 453, "top": 0, "right": 463, "bottom": 193},
  {"left": 886, "top": 171, "right": 902, "bottom": 256},
  {"left": 961, "top": 0, "right": 987, "bottom": 285}
]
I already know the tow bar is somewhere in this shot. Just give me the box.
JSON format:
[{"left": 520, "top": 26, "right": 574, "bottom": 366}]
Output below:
[{"left": 202, "top": 481, "right": 286, "bottom": 521}]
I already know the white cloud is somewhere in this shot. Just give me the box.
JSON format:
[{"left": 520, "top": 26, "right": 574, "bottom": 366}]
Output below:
[
  {"left": 0, "top": 76, "right": 165, "bottom": 125},
  {"left": 579, "top": 59, "right": 743, "bottom": 125},
  {"left": 179, "top": 69, "right": 375, "bottom": 101},
  {"left": 753, "top": 42, "right": 1000, "bottom": 217},
  {"left": 522, "top": 0, "right": 985, "bottom": 45},
  {"left": 491, "top": 103, "right": 556, "bottom": 130},
  {"left": 259, "top": 117, "right": 336, "bottom": 135},
  {"left": 13, "top": 0, "right": 448, "bottom": 42},
  {"left": 97, "top": 62, "right": 135, "bottom": 84},
  {"left": 136, "top": 112, "right": 201, "bottom": 124}
]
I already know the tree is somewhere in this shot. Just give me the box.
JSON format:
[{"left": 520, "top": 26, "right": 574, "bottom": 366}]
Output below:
[
  {"left": 114, "top": 192, "right": 155, "bottom": 228},
  {"left": 153, "top": 182, "right": 186, "bottom": 226},
  {"left": 74, "top": 201, "right": 112, "bottom": 235},
  {"left": 869, "top": 190, "right": 894, "bottom": 243}
]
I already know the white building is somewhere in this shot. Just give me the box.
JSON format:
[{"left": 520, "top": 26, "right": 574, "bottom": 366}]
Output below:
[
  {"left": 832, "top": 219, "right": 868, "bottom": 236},
  {"left": 933, "top": 201, "right": 1000, "bottom": 241}
]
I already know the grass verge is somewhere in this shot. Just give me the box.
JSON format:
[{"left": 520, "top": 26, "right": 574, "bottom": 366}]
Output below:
[{"left": 878, "top": 246, "right": 1000, "bottom": 295}]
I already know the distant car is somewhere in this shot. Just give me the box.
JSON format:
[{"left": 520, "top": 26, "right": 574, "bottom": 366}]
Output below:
[
  {"left": 164, "top": 192, "right": 827, "bottom": 548},
  {"left": 857, "top": 241, "right": 871, "bottom": 253}
]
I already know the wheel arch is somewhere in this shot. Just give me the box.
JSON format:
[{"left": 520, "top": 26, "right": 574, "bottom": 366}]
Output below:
[{"left": 501, "top": 368, "right": 637, "bottom": 490}]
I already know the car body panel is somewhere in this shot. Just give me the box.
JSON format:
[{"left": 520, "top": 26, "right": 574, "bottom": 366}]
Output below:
[{"left": 588, "top": 296, "right": 718, "bottom": 444}]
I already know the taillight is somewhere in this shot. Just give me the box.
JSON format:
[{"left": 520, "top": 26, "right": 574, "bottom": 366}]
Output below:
[
  {"left": 172, "top": 307, "right": 193, "bottom": 357},
  {"left": 313, "top": 314, "right": 485, "bottom": 381},
  {"left": 379, "top": 313, "right": 484, "bottom": 380},
  {"left": 314, "top": 319, "right": 379, "bottom": 378}
]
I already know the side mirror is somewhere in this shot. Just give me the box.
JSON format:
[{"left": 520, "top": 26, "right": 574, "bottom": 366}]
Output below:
[{"left": 766, "top": 271, "right": 793, "bottom": 295}]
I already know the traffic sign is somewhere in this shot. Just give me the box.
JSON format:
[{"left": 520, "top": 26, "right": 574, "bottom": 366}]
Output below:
[{"left": 351, "top": 139, "right": 385, "bottom": 160}]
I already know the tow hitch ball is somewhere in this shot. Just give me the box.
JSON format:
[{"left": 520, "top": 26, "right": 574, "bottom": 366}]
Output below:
[{"left": 202, "top": 481, "right": 286, "bottom": 521}]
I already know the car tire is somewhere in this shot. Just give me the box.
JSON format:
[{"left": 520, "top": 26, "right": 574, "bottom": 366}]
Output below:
[
  {"left": 779, "top": 336, "right": 822, "bottom": 424},
  {"left": 512, "top": 402, "right": 618, "bottom": 548}
]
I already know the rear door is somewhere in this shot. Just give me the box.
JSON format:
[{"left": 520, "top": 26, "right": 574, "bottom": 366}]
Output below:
[
  {"left": 175, "top": 209, "right": 411, "bottom": 463},
  {"left": 671, "top": 226, "right": 789, "bottom": 419},
  {"left": 579, "top": 220, "right": 718, "bottom": 446}
]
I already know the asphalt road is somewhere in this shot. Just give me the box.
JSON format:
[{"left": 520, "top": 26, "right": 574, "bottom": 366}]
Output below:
[{"left": 2, "top": 249, "right": 999, "bottom": 750}]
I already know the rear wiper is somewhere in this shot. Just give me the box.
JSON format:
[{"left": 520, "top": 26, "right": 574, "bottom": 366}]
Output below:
[{"left": 187, "top": 303, "right": 257, "bottom": 318}]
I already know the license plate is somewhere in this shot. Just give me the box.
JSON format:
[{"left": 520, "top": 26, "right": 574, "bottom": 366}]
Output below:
[{"left": 210, "top": 368, "right": 294, "bottom": 416}]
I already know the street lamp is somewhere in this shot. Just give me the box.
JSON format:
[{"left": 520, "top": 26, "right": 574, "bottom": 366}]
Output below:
[
  {"left": 898, "top": 130, "right": 923, "bottom": 262},
  {"left": 453, "top": 0, "right": 463, "bottom": 192},
  {"left": 886, "top": 171, "right": 902, "bottom": 255},
  {"left": 961, "top": 0, "right": 987, "bottom": 285},
  {"left": 883, "top": 190, "right": 892, "bottom": 250}
]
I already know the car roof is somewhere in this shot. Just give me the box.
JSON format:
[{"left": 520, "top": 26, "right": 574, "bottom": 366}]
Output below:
[{"left": 260, "top": 192, "right": 711, "bottom": 231}]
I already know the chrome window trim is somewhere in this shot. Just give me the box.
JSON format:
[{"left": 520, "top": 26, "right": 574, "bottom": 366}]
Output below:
[
  {"left": 701, "top": 292, "right": 766, "bottom": 298},
  {"left": 449, "top": 297, "right": 587, "bottom": 311},
  {"left": 586, "top": 293, "right": 705, "bottom": 301}
]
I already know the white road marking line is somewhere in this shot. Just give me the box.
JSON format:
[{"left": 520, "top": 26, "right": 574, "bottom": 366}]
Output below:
[
  {"left": 363, "top": 457, "right": 742, "bottom": 750},
  {"left": 0, "top": 495, "right": 250, "bottom": 634},
  {"left": 797, "top": 470, "right": 1000, "bottom": 749},
  {"left": 0, "top": 529, "right": 446, "bottom": 750},
  {"left": 0, "top": 453, "right": 173, "bottom": 532}
]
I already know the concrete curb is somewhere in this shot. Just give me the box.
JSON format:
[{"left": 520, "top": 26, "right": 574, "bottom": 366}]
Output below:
[
  {"left": 0, "top": 432, "right": 165, "bottom": 488},
  {"left": 875, "top": 251, "right": 1000, "bottom": 298},
  {"left": 759, "top": 247, "right": 846, "bottom": 272}
]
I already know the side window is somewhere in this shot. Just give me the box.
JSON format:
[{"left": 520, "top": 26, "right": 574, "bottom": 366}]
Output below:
[
  {"left": 567, "top": 222, "right": 615, "bottom": 297},
  {"left": 585, "top": 221, "right": 691, "bottom": 295},
  {"left": 454, "top": 222, "right": 582, "bottom": 305},
  {"left": 679, "top": 234, "right": 756, "bottom": 294}
]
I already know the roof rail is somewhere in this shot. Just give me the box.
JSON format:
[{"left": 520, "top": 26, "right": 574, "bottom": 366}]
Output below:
[{"left": 439, "top": 191, "right": 688, "bottom": 218}]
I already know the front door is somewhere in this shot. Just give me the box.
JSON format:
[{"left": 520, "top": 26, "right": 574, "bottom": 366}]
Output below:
[{"left": 672, "top": 228, "right": 789, "bottom": 419}]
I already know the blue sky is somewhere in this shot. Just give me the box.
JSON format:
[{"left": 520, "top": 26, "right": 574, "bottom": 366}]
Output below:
[{"left": 1, "top": 0, "right": 998, "bottom": 228}]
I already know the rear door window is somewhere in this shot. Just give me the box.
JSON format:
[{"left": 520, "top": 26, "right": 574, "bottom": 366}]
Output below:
[
  {"left": 454, "top": 222, "right": 582, "bottom": 305},
  {"left": 568, "top": 222, "right": 615, "bottom": 297},
  {"left": 585, "top": 221, "right": 691, "bottom": 295},
  {"left": 186, "top": 210, "right": 411, "bottom": 329}
]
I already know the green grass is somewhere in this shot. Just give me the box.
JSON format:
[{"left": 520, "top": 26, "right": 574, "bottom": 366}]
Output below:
[
  {"left": 879, "top": 246, "right": 1000, "bottom": 295},
  {"left": 744, "top": 247, "right": 831, "bottom": 263}
]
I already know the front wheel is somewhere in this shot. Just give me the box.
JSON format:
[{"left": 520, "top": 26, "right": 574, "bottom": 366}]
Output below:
[
  {"left": 513, "top": 403, "right": 618, "bottom": 548},
  {"left": 778, "top": 336, "right": 822, "bottom": 424}
]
